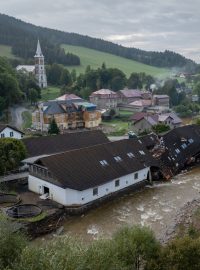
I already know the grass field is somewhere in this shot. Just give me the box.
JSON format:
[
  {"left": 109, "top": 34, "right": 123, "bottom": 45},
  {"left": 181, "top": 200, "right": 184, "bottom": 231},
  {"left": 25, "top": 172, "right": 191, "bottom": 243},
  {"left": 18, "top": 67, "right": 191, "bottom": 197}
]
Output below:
[
  {"left": 0, "top": 45, "right": 18, "bottom": 59},
  {"left": 22, "top": 111, "right": 32, "bottom": 129},
  {"left": 40, "top": 86, "right": 61, "bottom": 101},
  {"left": 62, "top": 44, "right": 171, "bottom": 78}
]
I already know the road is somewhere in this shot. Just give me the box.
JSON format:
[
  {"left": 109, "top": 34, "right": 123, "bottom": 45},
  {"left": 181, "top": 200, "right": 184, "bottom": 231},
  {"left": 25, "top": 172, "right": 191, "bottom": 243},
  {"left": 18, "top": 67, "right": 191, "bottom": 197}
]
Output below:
[{"left": 10, "top": 105, "right": 30, "bottom": 129}]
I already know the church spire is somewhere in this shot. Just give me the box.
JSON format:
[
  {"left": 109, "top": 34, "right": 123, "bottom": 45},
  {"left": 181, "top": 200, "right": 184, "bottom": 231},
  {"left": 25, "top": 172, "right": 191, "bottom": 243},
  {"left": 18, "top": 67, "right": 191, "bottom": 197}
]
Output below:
[{"left": 35, "top": 39, "right": 43, "bottom": 57}]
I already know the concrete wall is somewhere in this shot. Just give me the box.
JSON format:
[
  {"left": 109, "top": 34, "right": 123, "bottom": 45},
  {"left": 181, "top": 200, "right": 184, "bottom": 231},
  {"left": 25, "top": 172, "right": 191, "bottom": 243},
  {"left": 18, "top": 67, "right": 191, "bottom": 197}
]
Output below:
[
  {"left": 28, "top": 167, "right": 149, "bottom": 206},
  {"left": 131, "top": 119, "right": 152, "bottom": 134},
  {"left": 0, "top": 127, "right": 23, "bottom": 139}
]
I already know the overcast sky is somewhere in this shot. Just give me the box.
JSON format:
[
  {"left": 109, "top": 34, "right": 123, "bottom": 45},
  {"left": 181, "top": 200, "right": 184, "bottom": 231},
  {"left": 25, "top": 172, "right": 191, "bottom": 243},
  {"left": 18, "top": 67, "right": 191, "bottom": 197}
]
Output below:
[{"left": 1, "top": 0, "right": 199, "bottom": 62}]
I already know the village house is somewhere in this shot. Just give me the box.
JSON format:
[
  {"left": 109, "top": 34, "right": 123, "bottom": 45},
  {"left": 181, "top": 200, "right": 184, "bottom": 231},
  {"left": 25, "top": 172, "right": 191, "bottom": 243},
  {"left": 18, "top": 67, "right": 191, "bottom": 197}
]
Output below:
[
  {"left": 22, "top": 130, "right": 109, "bottom": 164},
  {"left": 152, "top": 95, "right": 170, "bottom": 109},
  {"left": 32, "top": 97, "right": 101, "bottom": 132},
  {"left": 117, "top": 89, "right": 142, "bottom": 104},
  {"left": 16, "top": 40, "right": 47, "bottom": 88},
  {"left": 128, "top": 99, "right": 152, "bottom": 112},
  {"left": 56, "top": 93, "right": 81, "bottom": 101},
  {"left": 28, "top": 138, "right": 158, "bottom": 206},
  {"left": 0, "top": 124, "right": 24, "bottom": 139},
  {"left": 129, "top": 112, "right": 182, "bottom": 134},
  {"left": 89, "top": 89, "right": 118, "bottom": 110}
]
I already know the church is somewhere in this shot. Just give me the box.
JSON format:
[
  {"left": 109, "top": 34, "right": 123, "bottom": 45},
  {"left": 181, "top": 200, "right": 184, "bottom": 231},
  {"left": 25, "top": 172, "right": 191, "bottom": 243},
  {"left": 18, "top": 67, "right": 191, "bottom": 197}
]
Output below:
[{"left": 16, "top": 40, "right": 47, "bottom": 88}]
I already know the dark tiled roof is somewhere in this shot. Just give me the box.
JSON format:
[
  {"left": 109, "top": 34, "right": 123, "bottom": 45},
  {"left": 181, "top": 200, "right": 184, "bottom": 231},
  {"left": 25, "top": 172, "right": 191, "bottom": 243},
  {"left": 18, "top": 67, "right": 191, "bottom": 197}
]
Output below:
[
  {"left": 0, "top": 124, "right": 24, "bottom": 134},
  {"left": 36, "top": 138, "right": 159, "bottom": 190},
  {"left": 43, "top": 102, "right": 66, "bottom": 115},
  {"left": 119, "top": 89, "right": 142, "bottom": 98},
  {"left": 23, "top": 130, "right": 109, "bottom": 158},
  {"left": 160, "top": 125, "right": 200, "bottom": 173},
  {"left": 139, "top": 133, "right": 159, "bottom": 149},
  {"left": 129, "top": 112, "right": 148, "bottom": 122}
]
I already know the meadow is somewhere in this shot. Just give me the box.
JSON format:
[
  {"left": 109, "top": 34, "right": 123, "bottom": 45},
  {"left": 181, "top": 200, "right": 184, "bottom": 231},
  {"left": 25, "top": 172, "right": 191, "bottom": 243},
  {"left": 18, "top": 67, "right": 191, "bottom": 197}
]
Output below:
[{"left": 62, "top": 44, "right": 171, "bottom": 78}]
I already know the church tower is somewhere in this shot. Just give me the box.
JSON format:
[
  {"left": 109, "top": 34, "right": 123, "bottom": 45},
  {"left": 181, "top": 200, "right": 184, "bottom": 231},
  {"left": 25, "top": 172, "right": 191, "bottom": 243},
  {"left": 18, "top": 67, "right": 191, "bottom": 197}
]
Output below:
[{"left": 34, "top": 40, "right": 47, "bottom": 88}]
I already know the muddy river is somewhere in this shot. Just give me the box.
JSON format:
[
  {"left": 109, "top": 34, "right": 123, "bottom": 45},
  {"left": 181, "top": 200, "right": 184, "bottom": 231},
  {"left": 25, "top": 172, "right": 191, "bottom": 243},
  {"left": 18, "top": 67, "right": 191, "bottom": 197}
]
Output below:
[{"left": 40, "top": 167, "right": 200, "bottom": 242}]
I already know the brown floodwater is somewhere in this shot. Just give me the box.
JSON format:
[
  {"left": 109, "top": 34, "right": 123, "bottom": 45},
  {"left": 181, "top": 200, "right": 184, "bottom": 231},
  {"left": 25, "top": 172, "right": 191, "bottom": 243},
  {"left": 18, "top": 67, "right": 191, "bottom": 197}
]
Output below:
[{"left": 39, "top": 167, "right": 200, "bottom": 243}]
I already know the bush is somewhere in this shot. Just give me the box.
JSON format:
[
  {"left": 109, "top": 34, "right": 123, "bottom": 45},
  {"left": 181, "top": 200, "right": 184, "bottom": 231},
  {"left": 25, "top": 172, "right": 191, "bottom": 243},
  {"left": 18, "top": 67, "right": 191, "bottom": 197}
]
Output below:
[{"left": 0, "top": 220, "right": 27, "bottom": 269}]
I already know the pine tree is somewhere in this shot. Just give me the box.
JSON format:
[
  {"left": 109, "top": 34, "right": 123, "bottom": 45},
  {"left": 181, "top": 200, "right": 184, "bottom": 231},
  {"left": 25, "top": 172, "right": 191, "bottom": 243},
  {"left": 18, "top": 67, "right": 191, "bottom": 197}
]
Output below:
[{"left": 48, "top": 118, "right": 60, "bottom": 134}]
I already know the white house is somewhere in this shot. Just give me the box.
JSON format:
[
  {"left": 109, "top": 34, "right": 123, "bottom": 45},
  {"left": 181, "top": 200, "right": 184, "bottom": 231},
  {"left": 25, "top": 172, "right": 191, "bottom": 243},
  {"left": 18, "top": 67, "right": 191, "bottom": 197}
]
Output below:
[
  {"left": 28, "top": 138, "right": 159, "bottom": 206},
  {"left": 0, "top": 125, "right": 24, "bottom": 139}
]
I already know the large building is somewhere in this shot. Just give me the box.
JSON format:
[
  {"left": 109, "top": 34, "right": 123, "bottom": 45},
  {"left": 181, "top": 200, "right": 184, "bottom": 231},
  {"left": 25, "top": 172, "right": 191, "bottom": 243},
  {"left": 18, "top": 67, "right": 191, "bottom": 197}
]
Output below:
[
  {"left": 16, "top": 40, "right": 47, "bottom": 88},
  {"left": 28, "top": 138, "right": 158, "bottom": 206},
  {"left": 89, "top": 89, "right": 118, "bottom": 110},
  {"left": 32, "top": 96, "right": 101, "bottom": 132}
]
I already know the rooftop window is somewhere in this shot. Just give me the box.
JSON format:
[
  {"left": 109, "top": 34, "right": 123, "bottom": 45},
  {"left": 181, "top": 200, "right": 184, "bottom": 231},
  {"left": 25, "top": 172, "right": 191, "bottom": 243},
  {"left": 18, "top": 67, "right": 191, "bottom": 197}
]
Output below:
[
  {"left": 99, "top": 160, "right": 109, "bottom": 166},
  {"left": 127, "top": 152, "right": 135, "bottom": 158},
  {"left": 188, "top": 138, "right": 194, "bottom": 144},
  {"left": 114, "top": 156, "right": 122, "bottom": 162},
  {"left": 181, "top": 143, "right": 187, "bottom": 149},
  {"left": 175, "top": 148, "right": 180, "bottom": 154},
  {"left": 138, "top": 140, "right": 142, "bottom": 144},
  {"left": 139, "top": 150, "right": 145, "bottom": 155}
]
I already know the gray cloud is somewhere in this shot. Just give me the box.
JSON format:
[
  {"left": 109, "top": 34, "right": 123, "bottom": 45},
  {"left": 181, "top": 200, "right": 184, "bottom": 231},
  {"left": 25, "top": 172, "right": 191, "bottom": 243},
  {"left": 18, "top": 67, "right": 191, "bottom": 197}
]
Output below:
[{"left": 1, "top": 0, "right": 200, "bottom": 62}]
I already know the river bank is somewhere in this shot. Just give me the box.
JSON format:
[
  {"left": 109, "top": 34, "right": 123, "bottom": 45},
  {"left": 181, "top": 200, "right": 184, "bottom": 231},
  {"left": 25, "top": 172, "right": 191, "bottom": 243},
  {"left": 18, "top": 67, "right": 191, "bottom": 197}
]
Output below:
[{"left": 32, "top": 166, "right": 200, "bottom": 244}]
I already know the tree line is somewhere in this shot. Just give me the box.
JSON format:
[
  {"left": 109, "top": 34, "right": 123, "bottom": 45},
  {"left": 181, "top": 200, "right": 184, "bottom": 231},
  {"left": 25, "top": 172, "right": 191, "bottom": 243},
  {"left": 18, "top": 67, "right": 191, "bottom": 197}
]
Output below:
[
  {"left": 47, "top": 63, "right": 155, "bottom": 99},
  {"left": 1, "top": 220, "right": 200, "bottom": 270},
  {"left": 0, "top": 57, "right": 41, "bottom": 115},
  {"left": 0, "top": 14, "right": 80, "bottom": 66},
  {"left": 0, "top": 13, "right": 197, "bottom": 71}
]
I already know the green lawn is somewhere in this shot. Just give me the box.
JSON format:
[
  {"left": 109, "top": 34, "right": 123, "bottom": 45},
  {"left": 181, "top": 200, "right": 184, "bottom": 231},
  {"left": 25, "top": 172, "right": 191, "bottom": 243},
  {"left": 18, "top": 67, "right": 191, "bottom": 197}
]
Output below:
[
  {"left": 119, "top": 110, "right": 133, "bottom": 117},
  {"left": 40, "top": 86, "right": 61, "bottom": 101},
  {"left": 102, "top": 118, "right": 129, "bottom": 136},
  {"left": 62, "top": 44, "right": 171, "bottom": 78},
  {"left": 22, "top": 111, "right": 32, "bottom": 129},
  {"left": 0, "top": 45, "right": 18, "bottom": 59}
]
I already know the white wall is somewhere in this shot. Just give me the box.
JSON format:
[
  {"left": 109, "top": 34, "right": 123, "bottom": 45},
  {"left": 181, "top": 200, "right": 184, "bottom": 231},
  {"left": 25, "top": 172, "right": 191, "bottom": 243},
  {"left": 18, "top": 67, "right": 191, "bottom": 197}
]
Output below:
[
  {"left": 0, "top": 127, "right": 23, "bottom": 139},
  {"left": 28, "top": 167, "right": 149, "bottom": 206},
  {"left": 28, "top": 175, "right": 67, "bottom": 205}
]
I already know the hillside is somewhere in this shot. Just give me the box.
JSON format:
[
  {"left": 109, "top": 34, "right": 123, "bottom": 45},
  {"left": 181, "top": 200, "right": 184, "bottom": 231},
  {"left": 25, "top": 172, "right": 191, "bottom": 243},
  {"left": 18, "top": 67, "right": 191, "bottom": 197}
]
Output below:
[
  {"left": 0, "top": 13, "right": 197, "bottom": 71},
  {"left": 0, "top": 45, "right": 17, "bottom": 59},
  {"left": 61, "top": 44, "right": 169, "bottom": 77}
]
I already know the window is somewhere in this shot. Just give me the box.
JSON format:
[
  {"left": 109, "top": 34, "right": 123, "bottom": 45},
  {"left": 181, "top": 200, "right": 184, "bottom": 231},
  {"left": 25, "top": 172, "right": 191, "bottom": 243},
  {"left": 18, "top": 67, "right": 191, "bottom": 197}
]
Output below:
[
  {"left": 115, "top": 179, "right": 120, "bottom": 187},
  {"left": 93, "top": 187, "right": 98, "bottom": 196},
  {"left": 127, "top": 152, "right": 135, "bottom": 158},
  {"left": 175, "top": 148, "right": 180, "bottom": 154},
  {"left": 188, "top": 138, "right": 194, "bottom": 144},
  {"left": 181, "top": 143, "right": 187, "bottom": 149},
  {"left": 99, "top": 160, "right": 108, "bottom": 166},
  {"left": 134, "top": 173, "right": 138, "bottom": 179},
  {"left": 114, "top": 156, "right": 122, "bottom": 162},
  {"left": 10, "top": 131, "right": 13, "bottom": 137},
  {"left": 138, "top": 140, "right": 142, "bottom": 144},
  {"left": 1, "top": 133, "right": 5, "bottom": 138},
  {"left": 139, "top": 150, "right": 145, "bottom": 155},
  {"left": 150, "top": 136, "right": 154, "bottom": 141}
]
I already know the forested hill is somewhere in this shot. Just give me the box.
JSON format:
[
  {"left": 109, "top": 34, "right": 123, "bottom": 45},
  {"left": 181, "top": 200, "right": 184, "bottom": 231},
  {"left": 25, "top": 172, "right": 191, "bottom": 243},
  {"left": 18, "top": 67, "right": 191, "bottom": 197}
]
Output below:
[{"left": 0, "top": 13, "right": 196, "bottom": 71}]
